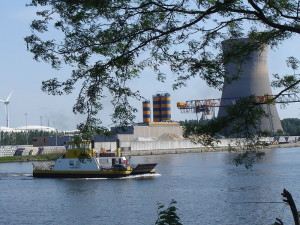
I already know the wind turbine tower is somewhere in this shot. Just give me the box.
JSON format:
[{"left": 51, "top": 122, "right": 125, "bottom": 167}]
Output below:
[{"left": 0, "top": 91, "right": 13, "bottom": 128}]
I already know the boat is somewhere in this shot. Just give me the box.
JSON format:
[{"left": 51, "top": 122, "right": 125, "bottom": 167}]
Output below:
[{"left": 32, "top": 139, "right": 157, "bottom": 178}]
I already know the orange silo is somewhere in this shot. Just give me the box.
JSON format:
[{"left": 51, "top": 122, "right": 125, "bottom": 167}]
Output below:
[
  {"left": 161, "top": 93, "right": 171, "bottom": 121},
  {"left": 153, "top": 94, "right": 161, "bottom": 122},
  {"left": 142, "top": 100, "right": 151, "bottom": 123}
]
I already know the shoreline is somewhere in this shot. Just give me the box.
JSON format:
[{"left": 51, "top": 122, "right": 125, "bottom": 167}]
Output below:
[
  {"left": 121, "top": 142, "right": 300, "bottom": 156},
  {"left": 0, "top": 142, "right": 299, "bottom": 163}
]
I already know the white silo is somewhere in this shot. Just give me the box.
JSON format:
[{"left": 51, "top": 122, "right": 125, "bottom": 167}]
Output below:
[{"left": 218, "top": 38, "right": 283, "bottom": 133}]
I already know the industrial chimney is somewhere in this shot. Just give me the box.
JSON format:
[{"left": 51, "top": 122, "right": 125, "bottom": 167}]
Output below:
[{"left": 218, "top": 38, "right": 283, "bottom": 134}]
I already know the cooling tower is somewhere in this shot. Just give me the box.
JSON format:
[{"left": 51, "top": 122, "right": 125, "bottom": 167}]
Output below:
[
  {"left": 142, "top": 100, "right": 151, "bottom": 123},
  {"left": 218, "top": 38, "right": 283, "bottom": 134}
]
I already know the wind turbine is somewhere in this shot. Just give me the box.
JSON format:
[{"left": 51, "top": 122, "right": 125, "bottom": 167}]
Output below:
[{"left": 0, "top": 91, "right": 13, "bottom": 128}]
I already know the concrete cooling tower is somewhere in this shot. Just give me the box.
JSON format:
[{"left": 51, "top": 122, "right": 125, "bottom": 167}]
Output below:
[{"left": 218, "top": 38, "right": 283, "bottom": 134}]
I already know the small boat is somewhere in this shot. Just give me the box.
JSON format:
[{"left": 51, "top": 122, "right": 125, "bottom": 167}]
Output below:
[{"left": 32, "top": 139, "right": 157, "bottom": 178}]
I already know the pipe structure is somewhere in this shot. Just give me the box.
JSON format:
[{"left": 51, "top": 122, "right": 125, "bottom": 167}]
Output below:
[{"left": 218, "top": 38, "right": 283, "bottom": 134}]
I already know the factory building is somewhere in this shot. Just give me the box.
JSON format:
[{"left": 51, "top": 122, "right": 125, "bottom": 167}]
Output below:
[{"left": 218, "top": 38, "right": 283, "bottom": 133}]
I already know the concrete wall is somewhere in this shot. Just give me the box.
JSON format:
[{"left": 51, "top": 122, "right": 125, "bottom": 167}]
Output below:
[
  {"left": 37, "top": 146, "right": 66, "bottom": 155},
  {"left": 15, "top": 147, "right": 40, "bottom": 156},
  {"left": 118, "top": 137, "right": 278, "bottom": 151},
  {"left": 0, "top": 146, "right": 17, "bottom": 157},
  {"left": 0, "top": 145, "right": 64, "bottom": 157},
  {"left": 129, "top": 140, "right": 203, "bottom": 151},
  {"left": 118, "top": 126, "right": 183, "bottom": 142},
  {"left": 122, "top": 139, "right": 239, "bottom": 151}
]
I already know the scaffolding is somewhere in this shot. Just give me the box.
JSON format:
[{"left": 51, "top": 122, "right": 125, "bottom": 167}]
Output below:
[{"left": 177, "top": 93, "right": 300, "bottom": 121}]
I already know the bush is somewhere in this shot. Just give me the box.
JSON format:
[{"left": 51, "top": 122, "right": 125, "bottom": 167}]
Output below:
[{"left": 155, "top": 199, "right": 182, "bottom": 225}]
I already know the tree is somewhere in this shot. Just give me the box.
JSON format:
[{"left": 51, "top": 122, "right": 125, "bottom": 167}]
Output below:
[
  {"left": 156, "top": 199, "right": 182, "bottom": 225},
  {"left": 25, "top": 1, "right": 300, "bottom": 146},
  {"left": 281, "top": 118, "right": 300, "bottom": 136}
]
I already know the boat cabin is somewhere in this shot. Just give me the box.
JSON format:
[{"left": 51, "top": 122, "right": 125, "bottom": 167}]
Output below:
[{"left": 64, "top": 139, "right": 95, "bottom": 159}]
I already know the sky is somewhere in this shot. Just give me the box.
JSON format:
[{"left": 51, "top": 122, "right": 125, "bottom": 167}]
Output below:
[{"left": 0, "top": 1, "right": 300, "bottom": 131}]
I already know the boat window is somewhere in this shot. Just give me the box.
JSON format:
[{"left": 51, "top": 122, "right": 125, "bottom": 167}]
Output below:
[
  {"left": 69, "top": 160, "right": 74, "bottom": 166},
  {"left": 99, "top": 159, "right": 108, "bottom": 164},
  {"left": 99, "top": 159, "right": 112, "bottom": 164}
]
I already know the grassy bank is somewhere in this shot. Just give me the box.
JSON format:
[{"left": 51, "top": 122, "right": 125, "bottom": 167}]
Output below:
[{"left": 0, "top": 154, "right": 64, "bottom": 163}]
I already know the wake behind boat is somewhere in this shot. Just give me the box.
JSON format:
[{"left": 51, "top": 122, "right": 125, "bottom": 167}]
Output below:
[{"left": 32, "top": 139, "right": 157, "bottom": 178}]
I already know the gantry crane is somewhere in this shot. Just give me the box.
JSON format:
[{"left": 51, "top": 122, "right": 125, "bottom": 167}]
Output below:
[{"left": 177, "top": 93, "right": 300, "bottom": 121}]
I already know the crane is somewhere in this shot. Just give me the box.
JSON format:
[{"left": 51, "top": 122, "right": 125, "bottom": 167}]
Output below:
[{"left": 177, "top": 93, "right": 300, "bottom": 121}]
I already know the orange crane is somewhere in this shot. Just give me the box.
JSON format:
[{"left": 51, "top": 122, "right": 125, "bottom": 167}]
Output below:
[{"left": 177, "top": 93, "right": 300, "bottom": 121}]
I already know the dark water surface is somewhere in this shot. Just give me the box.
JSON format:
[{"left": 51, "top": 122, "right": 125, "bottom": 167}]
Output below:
[{"left": 1, "top": 147, "right": 300, "bottom": 225}]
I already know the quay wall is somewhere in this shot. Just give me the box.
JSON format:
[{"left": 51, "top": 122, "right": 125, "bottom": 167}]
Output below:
[
  {"left": 0, "top": 146, "right": 66, "bottom": 157},
  {"left": 120, "top": 138, "right": 272, "bottom": 151},
  {"left": 122, "top": 141, "right": 300, "bottom": 156},
  {"left": 1, "top": 137, "right": 300, "bottom": 157},
  {"left": 0, "top": 146, "right": 17, "bottom": 157}
]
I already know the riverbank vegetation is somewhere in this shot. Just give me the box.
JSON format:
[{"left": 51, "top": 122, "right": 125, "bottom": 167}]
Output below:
[
  {"left": 281, "top": 118, "right": 300, "bottom": 136},
  {"left": 0, "top": 153, "right": 63, "bottom": 163}
]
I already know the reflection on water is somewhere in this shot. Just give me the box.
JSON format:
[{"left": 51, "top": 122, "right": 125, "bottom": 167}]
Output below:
[{"left": 0, "top": 147, "right": 300, "bottom": 224}]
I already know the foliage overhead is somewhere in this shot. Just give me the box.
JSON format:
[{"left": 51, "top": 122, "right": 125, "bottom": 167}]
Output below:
[{"left": 25, "top": 0, "right": 300, "bottom": 139}]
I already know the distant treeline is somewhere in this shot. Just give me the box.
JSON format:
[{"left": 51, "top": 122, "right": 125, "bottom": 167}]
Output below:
[
  {"left": 0, "top": 130, "right": 75, "bottom": 146},
  {"left": 281, "top": 118, "right": 300, "bottom": 136},
  {"left": 180, "top": 118, "right": 300, "bottom": 136}
]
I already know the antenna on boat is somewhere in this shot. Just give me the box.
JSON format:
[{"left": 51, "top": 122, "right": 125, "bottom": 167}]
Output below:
[{"left": 116, "top": 139, "right": 121, "bottom": 157}]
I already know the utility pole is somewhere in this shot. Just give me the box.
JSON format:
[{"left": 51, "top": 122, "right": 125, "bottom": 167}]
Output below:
[
  {"left": 25, "top": 113, "right": 28, "bottom": 145},
  {"left": 53, "top": 121, "right": 57, "bottom": 148}
]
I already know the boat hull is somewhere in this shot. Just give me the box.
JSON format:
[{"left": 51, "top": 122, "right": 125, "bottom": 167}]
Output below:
[
  {"left": 33, "top": 170, "right": 134, "bottom": 178},
  {"left": 32, "top": 163, "right": 157, "bottom": 178}
]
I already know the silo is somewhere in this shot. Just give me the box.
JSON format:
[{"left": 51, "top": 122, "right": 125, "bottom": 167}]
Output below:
[
  {"left": 153, "top": 94, "right": 161, "bottom": 122},
  {"left": 142, "top": 100, "right": 151, "bottom": 123},
  {"left": 161, "top": 93, "right": 172, "bottom": 121},
  {"left": 218, "top": 38, "right": 283, "bottom": 133}
]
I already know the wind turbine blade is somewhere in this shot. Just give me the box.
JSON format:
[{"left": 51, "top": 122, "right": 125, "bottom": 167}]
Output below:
[
  {"left": 6, "top": 90, "right": 13, "bottom": 102},
  {"left": 0, "top": 99, "right": 4, "bottom": 103}
]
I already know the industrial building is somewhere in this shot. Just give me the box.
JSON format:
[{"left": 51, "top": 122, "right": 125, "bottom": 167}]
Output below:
[
  {"left": 0, "top": 125, "right": 57, "bottom": 133},
  {"left": 34, "top": 93, "right": 184, "bottom": 152}
]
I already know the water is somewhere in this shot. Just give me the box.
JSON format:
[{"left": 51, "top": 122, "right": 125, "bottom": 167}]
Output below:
[{"left": 1, "top": 147, "right": 300, "bottom": 225}]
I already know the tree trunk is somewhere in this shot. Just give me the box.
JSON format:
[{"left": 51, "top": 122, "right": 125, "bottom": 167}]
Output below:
[{"left": 282, "top": 189, "right": 300, "bottom": 225}]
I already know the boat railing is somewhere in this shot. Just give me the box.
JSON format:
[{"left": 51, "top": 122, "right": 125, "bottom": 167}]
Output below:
[{"left": 32, "top": 162, "right": 54, "bottom": 171}]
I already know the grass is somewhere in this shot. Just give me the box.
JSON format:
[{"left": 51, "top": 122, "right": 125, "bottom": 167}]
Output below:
[{"left": 0, "top": 154, "right": 64, "bottom": 163}]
